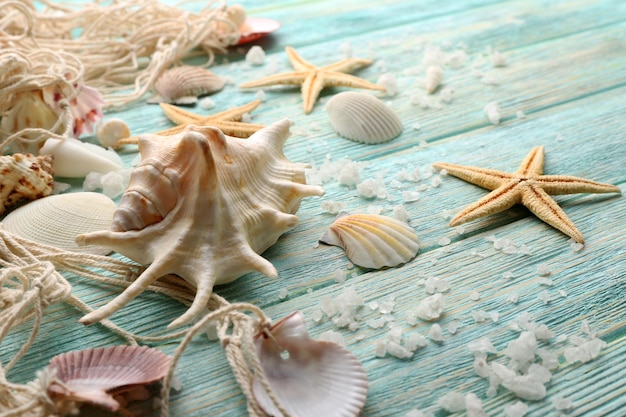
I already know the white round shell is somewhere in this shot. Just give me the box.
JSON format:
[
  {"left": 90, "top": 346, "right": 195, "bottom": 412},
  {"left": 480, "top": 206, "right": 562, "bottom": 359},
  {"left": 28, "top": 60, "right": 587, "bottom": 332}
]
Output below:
[
  {"left": 326, "top": 92, "right": 403, "bottom": 144},
  {"left": 253, "top": 311, "right": 368, "bottom": 417},
  {"left": 320, "top": 213, "right": 419, "bottom": 269},
  {"left": 3, "top": 192, "right": 118, "bottom": 255}
]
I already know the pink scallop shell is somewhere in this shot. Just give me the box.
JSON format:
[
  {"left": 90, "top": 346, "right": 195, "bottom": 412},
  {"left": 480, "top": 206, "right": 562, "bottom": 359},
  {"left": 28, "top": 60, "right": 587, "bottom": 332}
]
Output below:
[
  {"left": 238, "top": 17, "right": 281, "bottom": 44},
  {"left": 47, "top": 345, "right": 170, "bottom": 411}
]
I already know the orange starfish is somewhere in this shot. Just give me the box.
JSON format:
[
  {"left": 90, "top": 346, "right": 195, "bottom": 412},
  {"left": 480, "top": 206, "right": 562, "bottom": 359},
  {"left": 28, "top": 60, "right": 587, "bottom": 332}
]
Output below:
[
  {"left": 239, "top": 46, "right": 385, "bottom": 114},
  {"left": 433, "top": 146, "right": 621, "bottom": 243}
]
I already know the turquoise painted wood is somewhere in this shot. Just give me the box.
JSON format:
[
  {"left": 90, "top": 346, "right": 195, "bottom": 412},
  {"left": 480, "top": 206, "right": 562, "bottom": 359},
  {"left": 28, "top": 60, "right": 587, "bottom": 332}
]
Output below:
[{"left": 1, "top": 0, "right": 625, "bottom": 416}]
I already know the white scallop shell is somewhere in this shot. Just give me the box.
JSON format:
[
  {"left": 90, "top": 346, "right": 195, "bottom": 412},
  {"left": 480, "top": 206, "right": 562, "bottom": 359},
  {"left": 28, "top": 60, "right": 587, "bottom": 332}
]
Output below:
[
  {"left": 3, "top": 192, "right": 117, "bottom": 255},
  {"left": 76, "top": 119, "right": 325, "bottom": 328},
  {"left": 0, "top": 153, "right": 54, "bottom": 216},
  {"left": 425, "top": 65, "right": 444, "bottom": 94},
  {"left": 253, "top": 311, "right": 368, "bottom": 417},
  {"left": 149, "top": 66, "right": 226, "bottom": 105},
  {"left": 39, "top": 137, "right": 123, "bottom": 178},
  {"left": 47, "top": 345, "right": 170, "bottom": 411},
  {"left": 326, "top": 92, "right": 403, "bottom": 144},
  {"left": 320, "top": 213, "right": 419, "bottom": 269}
]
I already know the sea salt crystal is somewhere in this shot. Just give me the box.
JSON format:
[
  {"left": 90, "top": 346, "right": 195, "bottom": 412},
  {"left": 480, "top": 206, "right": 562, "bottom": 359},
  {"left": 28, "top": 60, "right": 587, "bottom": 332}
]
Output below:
[
  {"left": 357, "top": 178, "right": 378, "bottom": 198},
  {"left": 465, "top": 393, "right": 487, "bottom": 417},
  {"left": 537, "top": 277, "right": 553, "bottom": 286},
  {"left": 377, "top": 73, "right": 398, "bottom": 96},
  {"left": 491, "top": 50, "right": 507, "bottom": 67},
  {"left": 447, "top": 320, "right": 460, "bottom": 334},
  {"left": 367, "top": 205, "right": 384, "bottom": 215},
  {"left": 431, "top": 176, "right": 442, "bottom": 187},
  {"left": 379, "top": 299, "right": 396, "bottom": 314},
  {"left": 504, "top": 401, "right": 529, "bottom": 417},
  {"left": 387, "top": 340, "right": 414, "bottom": 359},
  {"left": 502, "top": 245, "right": 518, "bottom": 254},
  {"left": 507, "top": 292, "right": 520, "bottom": 303},
  {"left": 569, "top": 238, "right": 584, "bottom": 252},
  {"left": 245, "top": 45, "right": 266, "bottom": 65},
  {"left": 468, "top": 337, "right": 497, "bottom": 355},
  {"left": 334, "top": 269, "right": 347, "bottom": 283},
  {"left": 552, "top": 396, "right": 574, "bottom": 411},
  {"left": 428, "top": 323, "right": 444, "bottom": 342},
  {"left": 415, "top": 293, "right": 445, "bottom": 321},
  {"left": 340, "top": 164, "right": 361, "bottom": 187},
  {"left": 387, "top": 325, "right": 403, "bottom": 344},
  {"left": 311, "top": 310, "right": 323, "bottom": 323},
  {"left": 366, "top": 318, "right": 387, "bottom": 329},
  {"left": 404, "top": 408, "right": 434, "bottom": 417},
  {"left": 517, "top": 244, "right": 532, "bottom": 255},
  {"left": 473, "top": 354, "right": 490, "bottom": 378},
  {"left": 440, "top": 87, "right": 454, "bottom": 103},
  {"left": 199, "top": 97, "right": 216, "bottom": 109},
  {"left": 339, "top": 41, "right": 352, "bottom": 57},
  {"left": 469, "top": 290, "right": 481, "bottom": 301},
  {"left": 484, "top": 101, "right": 501, "bottom": 125},
  {"left": 536, "top": 348, "right": 558, "bottom": 370},
  {"left": 83, "top": 172, "right": 103, "bottom": 191},
  {"left": 368, "top": 301, "right": 379, "bottom": 310},
  {"left": 438, "top": 236, "right": 451, "bottom": 246},
  {"left": 392, "top": 205, "right": 410, "bottom": 222},
  {"left": 402, "top": 191, "right": 421, "bottom": 202},
  {"left": 490, "top": 311, "right": 500, "bottom": 322},
  {"left": 534, "top": 324, "right": 555, "bottom": 340},
  {"left": 406, "top": 311, "right": 418, "bottom": 326},
  {"left": 581, "top": 319, "right": 597, "bottom": 338},
  {"left": 412, "top": 122, "right": 421, "bottom": 130},
  {"left": 438, "top": 391, "right": 466, "bottom": 412},
  {"left": 445, "top": 49, "right": 469, "bottom": 68},
  {"left": 278, "top": 288, "right": 288, "bottom": 300},
  {"left": 404, "top": 332, "right": 428, "bottom": 352},
  {"left": 502, "top": 271, "right": 516, "bottom": 279},
  {"left": 425, "top": 276, "right": 450, "bottom": 294},
  {"left": 537, "top": 263, "right": 551, "bottom": 276},
  {"left": 255, "top": 90, "right": 267, "bottom": 101},
  {"left": 504, "top": 331, "right": 537, "bottom": 363},
  {"left": 101, "top": 171, "right": 126, "bottom": 199},
  {"left": 564, "top": 338, "right": 606, "bottom": 363},
  {"left": 241, "top": 112, "right": 252, "bottom": 124},
  {"left": 538, "top": 290, "right": 551, "bottom": 304},
  {"left": 441, "top": 208, "right": 454, "bottom": 219},
  {"left": 481, "top": 74, "right": 500, "bottom": 85},
  {"left": 375, "top": 340, "right": 387, "bottom": 357},
  {"left": 454, "top": 226, "right": 465, "bottom": 235},
  {"left": 555, "top": 334, "right": 567, "bottom": 343},
  {"left": 318, "top": 330, "right": 345, "bottom": 346},
  {"left": 471, "top": 310, "right": 489, "bottom": 323},
  {"left": 320, "top": 200, "right": 347, "bottom": 214}
]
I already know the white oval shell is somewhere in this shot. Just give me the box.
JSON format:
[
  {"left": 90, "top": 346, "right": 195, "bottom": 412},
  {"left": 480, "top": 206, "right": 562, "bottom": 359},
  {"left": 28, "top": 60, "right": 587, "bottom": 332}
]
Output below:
[
  {"left": 253, "top": 311, "right": 368, "bottom": 417},
  {"left": 320, "top": 213, "right": 419, "bottom": 269},
  {"left": 47, "top": 345, "right": 170, "bottom": 411},
  {"left": 326, "top": 92, "right": 403, "bottom": 144},
  {"left": 39, "top": 137, "right": 123, "bottom": 178},
  {"left": 150, "top": 66, "right": 225, "bottom": 105},
  {"left": 0, "top": 153, "right": 55, "bottom": 216},
  {"left": 3, "top": 192, "right": 117, "bottom": 255}
]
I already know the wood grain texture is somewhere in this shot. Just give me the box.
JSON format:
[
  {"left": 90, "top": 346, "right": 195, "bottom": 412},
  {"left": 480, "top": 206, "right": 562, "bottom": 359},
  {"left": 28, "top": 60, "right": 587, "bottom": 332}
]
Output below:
[{"left": 1, "top": 0, "right": 624, "bottom": 416}]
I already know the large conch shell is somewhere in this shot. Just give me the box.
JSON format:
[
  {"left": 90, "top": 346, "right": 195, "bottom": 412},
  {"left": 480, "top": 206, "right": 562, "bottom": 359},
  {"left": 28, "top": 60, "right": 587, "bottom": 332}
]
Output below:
[
  {"left": 253, "top": 311, "right": 368, "bottom": 417},
  {"left": 0, "top": 153, "right": 54, "bottom": 216},
  {"left": 76, "top": 119, "right": 324, "bottom": 328}
]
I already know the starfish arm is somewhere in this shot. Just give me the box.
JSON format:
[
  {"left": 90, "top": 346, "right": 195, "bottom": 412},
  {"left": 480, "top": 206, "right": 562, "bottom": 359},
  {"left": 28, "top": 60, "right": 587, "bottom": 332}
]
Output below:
[
  {"left": 321, "top": 57, "right": 374, "bottom": 73},
  {"left": 239, "top": 71, "right": 308, "bottom": 88},
  {"left": 433, "top": 162, "right": 516, "bottom": 190},
  {"left": 516, "top": 146, "right": 544, "bottom": 176},
  {"left": 118, "top": 125, "right": 186, "bottom": 145},
  {"left": 206, "top": 99, "right": 262, "bottom": 121},
  {"left": 322, "top": 71, "right": 386, "bottom": 91},
  {"left": 285, "top": 46, "right": 316, "bottom": 71},
  {"left": 521, "top": 184, "right": 584, "bottom": 243},
  {"left": 159, "top": 102, "right": 202, "bottom": 125},
  {"left": 534, "top": 175, "right": 622, "bottom": 195},
  {"left": 211, "top": 120, "right": 264, "bottom": 138},
  {"left": 301, "top": 73, "right": 326, "bottom": 114},
  {"left": 449, "top": 182, "right": 522, "bottom": 226}
]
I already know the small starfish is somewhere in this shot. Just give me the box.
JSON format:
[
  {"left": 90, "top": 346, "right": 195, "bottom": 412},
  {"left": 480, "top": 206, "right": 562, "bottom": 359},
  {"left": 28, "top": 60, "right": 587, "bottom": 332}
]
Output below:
[
  {"left": 433, "top": 146, "right": 621, "bottom": 243},
  {"left": 239, "top": 46, "right": 385, "bottom": 114},
  {"left": 119, "top": 99, "right": 264, "bottom": 144}
]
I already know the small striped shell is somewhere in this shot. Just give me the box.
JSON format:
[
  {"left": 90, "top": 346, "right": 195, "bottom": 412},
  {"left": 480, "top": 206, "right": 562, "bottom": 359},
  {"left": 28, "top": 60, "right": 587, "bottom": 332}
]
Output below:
[
  {"left": 320, "top": 213, "right": 419, "bottom": 269},
  {"left": 424, "top": 65, "right": 444, "bottom": 94},
  {"left": 149, "top": 66, "right": 225, "bottom": 105},
  {"left": 0, "top": 153, "right": 54, "bottom": 216},
  {"left": 253, "top": 311, "right": 368, "bottom": 417},
  {"left": 3, "top": 192, "right": 118, "bottom": 255},
  {"left": 47, "top": 345, "right": 170, "bottom": 412},
  {"left": 326, "top": 92, "right": 403, "bottom": 144}
]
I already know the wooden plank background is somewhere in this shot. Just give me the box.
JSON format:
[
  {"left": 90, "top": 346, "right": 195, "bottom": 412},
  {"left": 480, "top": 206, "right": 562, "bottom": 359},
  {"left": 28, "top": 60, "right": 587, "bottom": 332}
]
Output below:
[{"left": 1, "top": 0, "right": 625, "bottom": 416}]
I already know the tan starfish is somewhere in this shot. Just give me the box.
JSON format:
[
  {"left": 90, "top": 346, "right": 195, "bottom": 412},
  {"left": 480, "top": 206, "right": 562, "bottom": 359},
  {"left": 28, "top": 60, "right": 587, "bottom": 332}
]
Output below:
[
  {"left": 119, "top": 99, "right": 264, "bottom": 144},
  {"left": 239, "top": 46, "right": 385, "bottom": 114},
  {"left": 433, "top": 146, "right": 621, "bottom": 243}
]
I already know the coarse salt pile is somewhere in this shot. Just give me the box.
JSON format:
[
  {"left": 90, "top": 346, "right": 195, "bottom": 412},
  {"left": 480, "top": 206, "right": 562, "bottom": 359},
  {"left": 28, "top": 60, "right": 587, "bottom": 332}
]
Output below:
[
  {"left": 375, "top": 325, "right": 428, "bottom": 360},
  {"left": 484, "top": 101, "right": 501, "bottom": 125},
  {"left": 245, "top": 45, "right": 265, "bottom": 65}
]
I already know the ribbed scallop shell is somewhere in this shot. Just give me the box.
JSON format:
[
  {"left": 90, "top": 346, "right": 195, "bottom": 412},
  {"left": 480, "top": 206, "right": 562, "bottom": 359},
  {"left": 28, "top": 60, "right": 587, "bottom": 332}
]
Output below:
[
  {"left": 320, "top": 213, "right": 419, "bottom": 269},
  {"left": 149, "top": 66, "right": 226, "bottom": 105},
  {"left": 326, "top": 92, "right": 403, "bottom": 144},
  {"left": 253, "top": 311, "right": 368, "bottom": 417},
  {"left": 47, "top": 345, "right": 170, "bottom": 411},
  {"left": 76, "top": 119, "right": 324, "bottom": 328},
  {"left": 3, "top": 192, "right": 117, "bottom": 255},
  {"left": 0, "top": 153, "right": 54, "bottom": 216}
]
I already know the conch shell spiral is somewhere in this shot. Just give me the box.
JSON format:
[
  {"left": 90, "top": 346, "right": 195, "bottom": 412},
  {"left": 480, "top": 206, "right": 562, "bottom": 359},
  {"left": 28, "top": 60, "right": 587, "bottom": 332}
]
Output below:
[{"left": 77, "top": 119, "right": 324, "bottom": 328}]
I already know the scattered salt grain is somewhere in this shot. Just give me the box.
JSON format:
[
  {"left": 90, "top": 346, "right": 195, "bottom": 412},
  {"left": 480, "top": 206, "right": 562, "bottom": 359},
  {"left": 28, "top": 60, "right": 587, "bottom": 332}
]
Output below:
[
  {"left": 311, "top": 310, "right": 323, "bottom": 323},
  {"left": 367, "top": 205, "right": 384, "bottom": 215},
  {"left": 481, "top": 74, "right": 500, "bottom": 85},
  {"left": 438, "top": 391, "right": 466, "bottom": 412},
  {"left": 534, "top": 324, "right": 555, "bottom": 341},
  {"left": 245, "top": 45, "right": 265, "bottom": 65},
  {"left": 581, "top": 319, "right": 597, "bottom": 338},
  {"left": 491, "top": 50, "right": 507, "bottom": 67},
  {"left": 357, "top": 178, "right": 378, "bottom": 198},
  {"left": 255, "top": 90, "right": 267, "bottom": 101},
  {"left": 504, "top": 331, "right": 537, "bottom": 364},
  {"left": 471, "top": 310, "right": 489, "bottom": 323},
  {"left": 339, "top": 164, "right": 361, "bottom": 187},
  {"left": 412, "top": 122, "right": 421, "bottom": 130},
  {"left": 100, "top": 171, "right": 126, "bottom": 199},
  {"left": 377, "top": 73, "right": 398, "bottom": 96},
  {"left": 445, "top": 49, "right": 469, "bottom": 68},
  {"left": 538, "top": 290, "right": 551, "bottom": 304},
  {"left": 507, "top": 292, "right": 520, "bottom": 304},
  {"left": 404, "top": 408, "right": 434, "bottom": 417},
  {"left": 515, "top": 110, "right": 526, "bottom": 119},
  {"left": 428, "top": 323, "right": 444, "bottom": 342},
  {"left": 552, "top": 396, "right": 574, "bottom": 411},
  {"left": 504, "top": 401, "right": 528, "bottom": 417},
  {"left": 402, "top": 191, "right": 421, "bottom": 202},
  {"left": 440, "top": 87, "right": 454, "bottom": 103},
  {"left": 317, "top": 330, "right": 345, "bottom": 346},
  {"left": 447, "top": 320, "right": 460, "bottom": 335},
  {"left": 368, "top": 301, "right": 379, "bottom": 311},
  {"left": 278, "top": 288, "right": 288, "bottom": 300},
  {"left": 568, "top": 238, "right": 584, "bottom": 252},
  {"left": 537, "top": 263, "right": 551, "bottom": 276},
  {"left": 489, "top": 311, "right": 500, "bottom": 323},
  {"left": 484, "top": 101, "right": 501, "bottom": 125},
  {"left": 468, "top": 337, "right": 497, "bottom": 355},
  {"left": 199, "top": 97, "right": 216, "bottom": 109},
  {"left": 557, "top": 289, "right": 568, "bottom": 297},
  {"left": 241, "top": 112, "right": 252, "bottom": 123},
  {"left": 536, "top": 348, "right": 558, "bottom": 370},
  {"left": 537, "top": 277, "right": 553, "bottom": 286},
  {"left": 437, "top": 236, "right": 451, "bottom": 246},
  {"left": 502, "top": 271, "right": 516, "bottom": 279},
  {"left": 379, "top": 299, "right": 396, "bottom": 315},
  {"left": 392, "top": 205, "right": 410, "bottom": 222},
  {"left": 334, "top": 269, "right": 347, "bottom": 283},
  {"left": 425, "top": 276, "right": 450, "bottom": 294},
  {"left": 415, "top": 293, "right": 445, "bottom": 321},
  {"left": 366, "top": 318, "right": 387, "bottom": 329},
  {"left": 465, "top": 393, "right": 488, "bottom": 417},
  {"left": 441, "top": 208, "right": 454, "bottom": 219},
  {"left": 170, "top": 375, "right": 183, "bottom": 391},
  {"left": 404, "top": 332, "right": 427, "bottom": 352},
  {"left": 375, "top": 340, "right": 387, "bottom": 357},
  {"left": 469, "top": 290, "right": 481, "bottom": 301},
  {"left": 386, "top": 340, "right": 414, "bottom": 359},
  {"left": 320, "top": 200, "right": 347, "bottom": 214},
  {"left": 339, "top": 41, "right": 352, "bottom": 57},
  {"left": 431, "top": 176, "right": 442, "bottom": 188},
  {"left": 454, "top": 226, "right": 465, "bottom": 235}
]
